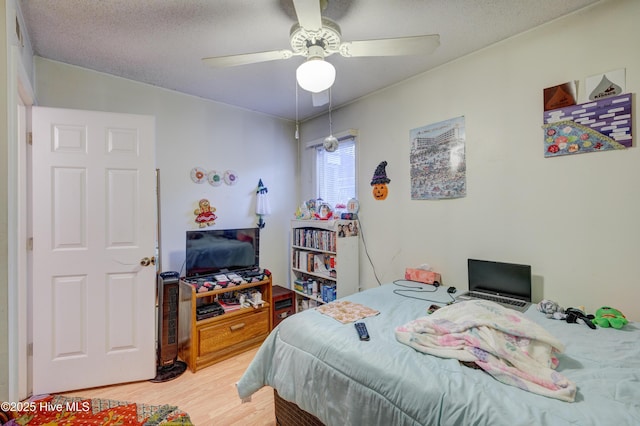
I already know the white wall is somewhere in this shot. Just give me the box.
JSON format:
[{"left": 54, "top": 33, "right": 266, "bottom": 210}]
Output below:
[
  {"left": 33, "top": 58, "right": 297, "bottom": 285},
  {"left": 301, "top": 0, "right": 640, "bottom": 320}
]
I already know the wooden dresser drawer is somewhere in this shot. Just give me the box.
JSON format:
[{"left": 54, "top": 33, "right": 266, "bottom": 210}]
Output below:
[{"left": 198, "top": 309, "right": 269, "bottom": 355}]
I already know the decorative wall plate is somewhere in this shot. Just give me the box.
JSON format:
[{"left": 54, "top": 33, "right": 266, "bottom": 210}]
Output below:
[
  {"left": 190, "top": 167, "right": 207, "bottom": 184},
  {"left": 224, "top": 170, "right": 239, "bottom": 185},
  {"left": 207, "top": 170, "right": 223, "bottom": 186}
]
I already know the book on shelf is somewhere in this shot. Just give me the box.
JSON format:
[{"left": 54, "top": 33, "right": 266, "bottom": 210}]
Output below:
[
  {"left": 294, "top": 227, "right": 337, "bottom": 252},
  {"left": 292, "top": 250, "right": 311, "bottom": 271},
  {"left": 306, "top": 252, "right": 315, "bottom": 272},
  {"left": 218, "top": 299, "right": 242, "bottom": 312},
  {"left": 312, "top": 254, "right": 336, "bottom": 277},
  {"left": 293, "top": 249, "right": 337, "bottom": 276}
]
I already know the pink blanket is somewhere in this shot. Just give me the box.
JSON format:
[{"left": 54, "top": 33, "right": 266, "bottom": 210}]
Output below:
[{"left": 395, "top": 300, "right": 576, "bottom": 402}]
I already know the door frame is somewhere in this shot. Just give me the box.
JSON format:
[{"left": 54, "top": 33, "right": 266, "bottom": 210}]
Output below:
[{"left": 8, "top": 46, "right": 34, "bottom": 401}]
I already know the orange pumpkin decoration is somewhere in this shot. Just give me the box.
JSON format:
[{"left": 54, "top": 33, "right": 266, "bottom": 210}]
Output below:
[
  {"left": 370, "top": 161, "right": 390, "bottom": 201},
  {"left": 372, "top": 183, "right": 389, "bottom": 200}
]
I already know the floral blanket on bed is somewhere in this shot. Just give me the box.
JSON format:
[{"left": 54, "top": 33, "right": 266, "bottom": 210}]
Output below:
[
  {"left": 316, "top": 300, "right": 379, "bottom": 324},
  {"left": 395, "top": 300, "right": 576, "bottom": 402}
]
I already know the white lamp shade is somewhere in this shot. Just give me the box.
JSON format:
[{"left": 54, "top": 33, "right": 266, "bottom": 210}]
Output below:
[{"left": 296, "top": 58, "right": 336, "bottom": 93}]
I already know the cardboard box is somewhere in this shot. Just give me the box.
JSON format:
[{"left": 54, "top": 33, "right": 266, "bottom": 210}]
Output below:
[{"left": 404, "top": 268, "right": 441, "bottom": 285}]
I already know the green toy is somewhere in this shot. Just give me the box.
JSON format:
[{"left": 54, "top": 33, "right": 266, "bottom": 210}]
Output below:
[{"left": 591, "top": 306, "right": 628, "bottom": 329}]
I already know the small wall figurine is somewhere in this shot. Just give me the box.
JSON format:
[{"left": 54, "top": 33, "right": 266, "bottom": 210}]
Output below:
[
  {"left": 255, "top": 179, "right": 271, "bottom": 229},
  {"left": 194, "top": 198, "right": 217, "bottom": 227},
  {"left": 315, "top": 203, "right": 334, "bottom": 220},
  {"left": 371, "top": 161, "right": 391, "bottom": 200},
  {"left": 295, "top": 203, "right": 311, "bottom": 219}
]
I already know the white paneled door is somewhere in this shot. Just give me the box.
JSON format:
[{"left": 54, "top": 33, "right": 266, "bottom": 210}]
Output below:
[{"left": 32, "top": 107, "right": 156, "bottom": 394}]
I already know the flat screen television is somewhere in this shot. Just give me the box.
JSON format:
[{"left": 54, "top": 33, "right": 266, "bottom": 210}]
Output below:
[{"left": 185, "top": 228, "right": 260, "bottom": 278}]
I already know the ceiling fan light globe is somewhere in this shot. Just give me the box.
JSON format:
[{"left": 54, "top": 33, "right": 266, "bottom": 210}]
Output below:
[{"left": 296, "top": 59, "right": 336, "bottom": 93}]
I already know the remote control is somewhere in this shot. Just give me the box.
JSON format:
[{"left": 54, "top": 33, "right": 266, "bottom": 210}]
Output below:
[{"left": 354, "top": 322, "right": 370, "bottom": 341}]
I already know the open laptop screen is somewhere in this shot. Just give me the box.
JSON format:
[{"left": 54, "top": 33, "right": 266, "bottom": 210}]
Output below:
[{"left": 468, "top": 259, "right": 532, "bottom": 301}]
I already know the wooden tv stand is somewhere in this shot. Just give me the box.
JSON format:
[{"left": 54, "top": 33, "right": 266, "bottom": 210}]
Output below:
[{"left": 178, "top": 275, "right": 273, "bottom": 372}]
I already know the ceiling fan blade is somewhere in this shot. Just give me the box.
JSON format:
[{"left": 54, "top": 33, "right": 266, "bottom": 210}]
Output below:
[
  {"left": 202, "top": 50, "right": 294, "bottom": 68},
  {"left": 292, "top": 0, "right": 322, "bottom": 31},
  {"left": 339, "top": 34, "right": 440, "bottom": 57}
]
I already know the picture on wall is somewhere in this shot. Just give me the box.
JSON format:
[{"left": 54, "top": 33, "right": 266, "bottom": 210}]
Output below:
[
  {"left": 586, "top": 69, "right": 625, "bottom": 101},
  {"left": 410, "top": 116, "right": 466, "bottom": 200},
  {"left": 542, "top": 93, "right": 632, "bottom": 158},
  {"left": 543, "top": 81, "right": 577, "bottom": 111}
]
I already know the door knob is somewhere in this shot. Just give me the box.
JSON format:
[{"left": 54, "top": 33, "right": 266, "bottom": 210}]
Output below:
[{"left": 140, "top": 256, "right": 156, "bottom": 267}]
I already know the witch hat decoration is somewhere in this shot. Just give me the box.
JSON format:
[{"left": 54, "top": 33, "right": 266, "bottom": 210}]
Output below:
[
  {"left": 257, "top": 178, "right": 268, "bottom": 194},
  {"left": 371, "top": 161, "right": 391, "bottom": 185}
]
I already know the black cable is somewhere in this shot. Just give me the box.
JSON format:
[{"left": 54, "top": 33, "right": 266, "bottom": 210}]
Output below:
[
  {"left": 179, "top": 258, "right": 186, "bottom": 276},
  {"left": 357, "top": 215, "right": 382, "bottom": 286},
  {"left": 393, "top": 279, "right": 438, "bottom": 291},
  {"left": 392, "top": 279, "right": 456, "bottom": 304},
  {"left": 356, "top": 218, "right": 452, "bottom": 303}
]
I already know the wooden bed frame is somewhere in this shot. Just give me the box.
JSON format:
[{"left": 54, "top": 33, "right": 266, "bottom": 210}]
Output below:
[{"left": 274, "top": 390, "right": 324, "bottom": 426}]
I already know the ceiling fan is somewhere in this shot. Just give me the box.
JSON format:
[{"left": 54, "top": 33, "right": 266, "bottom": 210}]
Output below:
[{"left": 202, "top": 0, "right": 440, "bottom": 94}]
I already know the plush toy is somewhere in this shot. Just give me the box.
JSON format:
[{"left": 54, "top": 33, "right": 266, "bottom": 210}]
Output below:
[
  {"left": 592, "top": 306, "right": 628, "bottom": 329},
  {"left": 537, "top": 299, "right": 566, "bottom": 320},
  {"left": 565, "top": 307, "right": 596, "bottom": 329}
]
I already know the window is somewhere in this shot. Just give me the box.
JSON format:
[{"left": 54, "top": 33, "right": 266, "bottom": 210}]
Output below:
[{"left": 315, "top": 138, "right": 356, "bottom": 208}]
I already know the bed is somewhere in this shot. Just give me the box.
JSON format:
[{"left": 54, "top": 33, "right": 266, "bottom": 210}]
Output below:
[{"left": 237, "top": 282, "right": 640, "bottom": 426}]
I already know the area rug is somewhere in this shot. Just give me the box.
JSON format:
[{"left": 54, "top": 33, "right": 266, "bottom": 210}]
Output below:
[{"left": 0, "top": 393, "right": 193, "bottom": 425}]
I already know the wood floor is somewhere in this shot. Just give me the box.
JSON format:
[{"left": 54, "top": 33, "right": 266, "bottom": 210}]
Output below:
[{"left": 60, "top": 347, "right": 275, "bottom": 425}]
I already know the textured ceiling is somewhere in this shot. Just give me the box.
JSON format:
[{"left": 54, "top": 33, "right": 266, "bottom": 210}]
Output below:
[{"left": 19, "top": 0, "right": 599, "bottom": 121}]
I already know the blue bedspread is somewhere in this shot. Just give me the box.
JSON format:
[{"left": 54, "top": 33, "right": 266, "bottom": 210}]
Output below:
[{"left": 237, "top": 283, "right": 640, "bottom": 426}]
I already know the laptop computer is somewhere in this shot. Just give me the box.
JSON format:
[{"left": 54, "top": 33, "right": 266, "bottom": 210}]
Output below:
[{"left": 455, "top": 259, "right": 532, "bottom": 312}]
